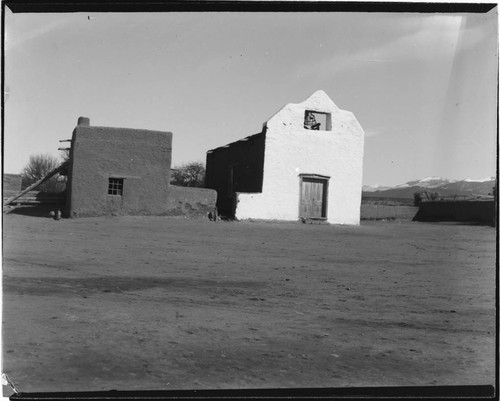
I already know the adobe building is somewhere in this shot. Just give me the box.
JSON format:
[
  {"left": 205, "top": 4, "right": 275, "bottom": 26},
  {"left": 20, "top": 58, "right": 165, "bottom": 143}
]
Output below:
[
  {"left": 66, "top": 117, "right": 216, "bottom": 218},
  {"left": 205, "top": 90, "right": 365, "bottom": 225}
]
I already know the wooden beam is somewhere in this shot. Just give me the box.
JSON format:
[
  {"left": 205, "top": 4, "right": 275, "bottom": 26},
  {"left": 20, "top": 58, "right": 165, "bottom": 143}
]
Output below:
[{"left": 3, "top": 164, "right": 66, "bottom": 206}]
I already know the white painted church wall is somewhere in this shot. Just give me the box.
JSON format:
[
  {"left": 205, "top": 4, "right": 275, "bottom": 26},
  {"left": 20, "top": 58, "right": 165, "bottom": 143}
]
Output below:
[{"left": 235, "top": 90, "right": 364, "bottom": 225}]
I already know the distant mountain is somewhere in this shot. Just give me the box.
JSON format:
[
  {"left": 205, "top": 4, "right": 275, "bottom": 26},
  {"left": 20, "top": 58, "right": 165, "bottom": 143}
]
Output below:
[
  {"left": 362, "top": 184, "right": 392, "bottom": 192},
  {"left": 363, "top": 177, "right": 496, "bottom": 199}
]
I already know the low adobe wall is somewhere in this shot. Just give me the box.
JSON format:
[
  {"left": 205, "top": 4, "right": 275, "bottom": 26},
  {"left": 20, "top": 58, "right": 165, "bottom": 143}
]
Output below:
[
  {"left": 413, "top": 201, "right": 496, "bottom": 225},
  {"left": 164, "top": 185, "right": 217, "bottom": 218}
]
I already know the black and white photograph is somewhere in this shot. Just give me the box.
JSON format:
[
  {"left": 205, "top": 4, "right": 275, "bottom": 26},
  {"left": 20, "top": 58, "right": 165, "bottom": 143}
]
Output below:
[{"left": 2, "top": 1, "right": 497, "bottom": 398}]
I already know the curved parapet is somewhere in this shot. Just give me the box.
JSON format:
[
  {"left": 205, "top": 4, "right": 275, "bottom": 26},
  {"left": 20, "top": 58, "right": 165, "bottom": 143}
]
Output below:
[
  {"left": 253, "top": 91, "right": 365, "bottom": 225},
  {"left": 206, "top": 90, "right": 365, "bottom": 225}
]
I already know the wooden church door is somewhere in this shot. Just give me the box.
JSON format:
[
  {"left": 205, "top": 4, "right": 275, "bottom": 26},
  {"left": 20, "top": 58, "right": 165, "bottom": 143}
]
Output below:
[{"left": 299, "top": 176, "right": 328, "bottom": 219}]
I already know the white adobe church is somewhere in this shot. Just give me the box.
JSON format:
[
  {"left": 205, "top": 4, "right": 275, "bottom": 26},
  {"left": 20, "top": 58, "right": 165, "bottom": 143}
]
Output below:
[{"left": 205, "top": 90, "right": 365, "bottom": 225}]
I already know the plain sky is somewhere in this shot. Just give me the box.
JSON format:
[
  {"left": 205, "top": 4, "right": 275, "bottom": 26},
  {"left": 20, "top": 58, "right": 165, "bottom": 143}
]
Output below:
[{"left": 4, "top": 8, "right": 498, "bottom": 186}]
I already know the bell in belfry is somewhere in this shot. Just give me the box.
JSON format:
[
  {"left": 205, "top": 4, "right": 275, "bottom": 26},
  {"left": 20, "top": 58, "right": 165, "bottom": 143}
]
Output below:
[{"left": 304, "top": 111, "right": 320, "bottom": 130}]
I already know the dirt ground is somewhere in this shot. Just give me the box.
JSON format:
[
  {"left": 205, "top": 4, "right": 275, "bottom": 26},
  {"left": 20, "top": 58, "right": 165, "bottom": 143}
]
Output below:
[{"left": 1, "top": 212, "right": 496, "bottom": 394}]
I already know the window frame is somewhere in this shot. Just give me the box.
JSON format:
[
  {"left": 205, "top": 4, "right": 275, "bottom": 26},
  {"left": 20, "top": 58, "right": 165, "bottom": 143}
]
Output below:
[
  {"left": 304, "top": 110, "right": 332, "bottom": 131},
  {"left": 108, "top": 177, "right": 124, "bottom": 196}
]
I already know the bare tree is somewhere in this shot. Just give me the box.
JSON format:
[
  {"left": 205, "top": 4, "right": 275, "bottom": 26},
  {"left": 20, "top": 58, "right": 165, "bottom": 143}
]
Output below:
[
  {"left": 171, "top": 162, "right": 206, "bottom": 187},
  {"left": 21, "top": 153, "right": 66, "bottom": 193}
]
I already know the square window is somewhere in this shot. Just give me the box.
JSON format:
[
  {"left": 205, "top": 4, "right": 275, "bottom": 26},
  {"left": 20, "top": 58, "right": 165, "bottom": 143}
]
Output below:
[
  {"left": 108, "top": 178, "right": 123, "bottom": 196},
  {"left": 304, "top": 111, "right": 331, "bottom": 131}
]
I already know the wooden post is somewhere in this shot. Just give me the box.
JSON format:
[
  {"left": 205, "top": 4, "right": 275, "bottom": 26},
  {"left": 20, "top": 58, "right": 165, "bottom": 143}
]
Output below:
[{"left": 3, "top": 164, "right": 65, "bottom": 206}]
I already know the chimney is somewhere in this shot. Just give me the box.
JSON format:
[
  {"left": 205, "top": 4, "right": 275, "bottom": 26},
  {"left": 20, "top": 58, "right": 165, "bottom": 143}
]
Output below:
[{"left": 77, "top": 117, "right": 90, "bottom": 126}]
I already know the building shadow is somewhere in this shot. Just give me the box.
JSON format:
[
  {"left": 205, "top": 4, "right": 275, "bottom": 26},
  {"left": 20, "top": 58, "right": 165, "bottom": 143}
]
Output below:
[{"left": 5, "top": 204, "right": 65, "bottom": 218}]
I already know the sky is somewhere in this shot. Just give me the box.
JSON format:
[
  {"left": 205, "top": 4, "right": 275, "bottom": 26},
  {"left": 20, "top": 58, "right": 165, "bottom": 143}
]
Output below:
[{"left": 3, "top": 8, "right": 498, "bottom": 186}]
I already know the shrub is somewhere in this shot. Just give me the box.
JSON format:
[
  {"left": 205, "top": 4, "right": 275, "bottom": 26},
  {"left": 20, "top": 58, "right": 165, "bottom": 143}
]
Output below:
[
  {"left": 171, "top": 162, "right": 206, "bottom": 187},
  {"left": 21, "top": 153, "right": 66, "bottom": 193}
]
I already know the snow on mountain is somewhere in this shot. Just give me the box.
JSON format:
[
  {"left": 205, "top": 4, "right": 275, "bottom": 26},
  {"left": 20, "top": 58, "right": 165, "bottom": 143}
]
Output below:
[
  {"left": 369, "top": 177, "right": 454, "bottom": 190},
  {"left": 401, "top": 177, "right": 455, "bottom": 189},
  {"left": 464, "top": 177, "right": 496, "bottom": 183},
  {"left": 362, "top": 184, "right": 392, "bottom": 192},
  {"left": 363, "top": 177, "right": 495, "bottom": 199}
]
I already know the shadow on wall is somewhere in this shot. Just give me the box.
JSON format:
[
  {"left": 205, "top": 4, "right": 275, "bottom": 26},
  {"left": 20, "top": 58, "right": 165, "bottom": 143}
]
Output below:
[
  {"left": 6, "top": 204, "right": 64, "bottom": 218},
  {"left": 3, "top": 191, "right": 66, "bottom": 218}
]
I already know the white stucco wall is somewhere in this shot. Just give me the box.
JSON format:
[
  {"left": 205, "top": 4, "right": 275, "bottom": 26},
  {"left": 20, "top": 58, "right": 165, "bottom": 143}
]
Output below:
[{"left": 235, "top": 90, "right": 364, "bottom": 225}]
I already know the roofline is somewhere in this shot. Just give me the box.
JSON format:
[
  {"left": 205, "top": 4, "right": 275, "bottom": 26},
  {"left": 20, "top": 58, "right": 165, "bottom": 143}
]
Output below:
[
  {"left": 207, "top": 131, "right": 264, "bottom": 154},
  {"left": 74, "top": 125, "right": 172, "bottom": 135}
]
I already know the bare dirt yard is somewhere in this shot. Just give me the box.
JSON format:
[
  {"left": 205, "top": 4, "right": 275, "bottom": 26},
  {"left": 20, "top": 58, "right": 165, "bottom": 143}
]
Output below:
[{"left": 2, "top": 212, "right": 496, "bottom": 394}]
